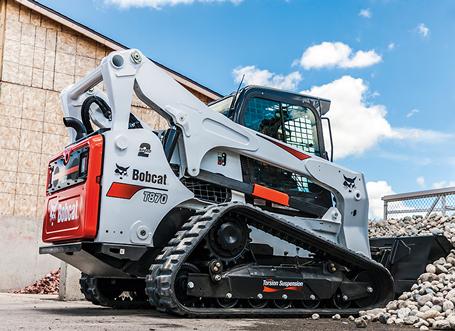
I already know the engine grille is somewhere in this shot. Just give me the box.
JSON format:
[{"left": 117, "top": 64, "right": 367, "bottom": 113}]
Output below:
[{"left": 181, "top": 177, "right": 231, "bottom": 204}]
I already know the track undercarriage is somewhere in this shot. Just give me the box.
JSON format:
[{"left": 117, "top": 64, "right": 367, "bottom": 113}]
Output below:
[
  {"left": 75, "top": 201, "right": 452, "bottom": 316},
  {"left": 144, "top": 202, "right": 394, "bottom": 316}
]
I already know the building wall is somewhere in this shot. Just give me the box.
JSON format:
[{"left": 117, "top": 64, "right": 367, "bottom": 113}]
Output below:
[{"left": 0, "top": 0, "right": 212, "bottom": 290}]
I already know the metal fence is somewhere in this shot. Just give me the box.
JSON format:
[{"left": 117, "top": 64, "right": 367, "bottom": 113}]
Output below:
[{"left": 382, "top": 187, "right": 455, "bottom": 220}]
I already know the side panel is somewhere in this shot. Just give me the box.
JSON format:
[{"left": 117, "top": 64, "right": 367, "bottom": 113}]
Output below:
[
  {"left": 42, "top": 135, "right": 103, "bottom": 242},
  {"left": 199, "top": 148, "right": 243, "bottom": 182},
  {"left": 95, "top": 129, "right": 193, "bottom": 246}
]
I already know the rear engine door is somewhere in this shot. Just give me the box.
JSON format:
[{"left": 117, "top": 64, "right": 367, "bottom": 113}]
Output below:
[{"left": 42, "top": 135, "right": 103, "bottom": 242}]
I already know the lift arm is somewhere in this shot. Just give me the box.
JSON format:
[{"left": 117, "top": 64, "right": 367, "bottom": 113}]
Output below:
[{"left": 60, "top": 49, "right": 370, "bottom": 257}]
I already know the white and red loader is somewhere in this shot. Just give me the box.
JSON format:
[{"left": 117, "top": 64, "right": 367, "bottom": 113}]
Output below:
[{"left": 40, "top": 49, "right": 450, "bottom": 316}]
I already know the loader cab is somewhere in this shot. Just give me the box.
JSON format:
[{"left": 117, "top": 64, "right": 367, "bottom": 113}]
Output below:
[
  {"left": 208, "top": 86, "right": 333, "bottom": 216},
  {"left": 209, "top": 86, "right": 331, "bottom": 159}
]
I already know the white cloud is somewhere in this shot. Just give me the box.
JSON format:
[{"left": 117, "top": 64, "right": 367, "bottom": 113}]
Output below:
[
  {"left": 387, "top": 42, "right": 395, "bottom": 50},
  {"left": 298, "top": 42, "right": 382, "bottom": 69},
  {"left": 370, "top": 91, "right": 380, "bottom": 98},
  {"left": 359, "top": 8, "right": 371, "bottom": 18},
  {"left": 406, "top": 108, "right": 419, "bottom": 118},
  {"left": 417, "top": 23, "right": 430, "bottom": 38},
  {"left": 416, "top": 176, "right": 425, "bottom": 188},
  {"left": 105, "top": 0, "right": 242, "bottom": 9},
  {"left": 367, "top": 180, "right": 395, "bottom": 220},
  {"left": 233, "top": 65, "right": 302, "bottom": 91},
  {"left": 301, "top": 75, "right": 453, "bottom": 159},
  {"left": 392, "top": 128, "right": 452, "bottom": 142},
  {"left": 432, "top": 181, "right": 455, "bottom": 189},
  {"left": 302, "top": 75, "right": 393, "bottom": 159}
]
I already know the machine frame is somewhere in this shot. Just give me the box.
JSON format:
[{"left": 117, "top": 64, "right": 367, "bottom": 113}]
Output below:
[{"left": 58, "top": 48, "right": 370, "bottom": 257}]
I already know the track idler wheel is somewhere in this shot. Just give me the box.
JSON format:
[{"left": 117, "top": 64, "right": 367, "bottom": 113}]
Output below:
[
  {"left": 206, "top": 217, "right": 249, "bottom": 262},
  {"left": 175, "top": 263, "right": 201, "bottom": 307},
  {"left": 354, "top": 271, "right": 377, "bottom": 308}
]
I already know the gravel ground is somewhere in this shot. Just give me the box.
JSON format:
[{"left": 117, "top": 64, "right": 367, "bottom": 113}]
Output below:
[{"left": 0, "top": 293, "right": 414, "bottom": 331}]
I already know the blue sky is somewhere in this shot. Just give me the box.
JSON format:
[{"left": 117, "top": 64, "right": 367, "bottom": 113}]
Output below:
[{"left": 38, "top": 0, "right": 455, "bottom": 217}]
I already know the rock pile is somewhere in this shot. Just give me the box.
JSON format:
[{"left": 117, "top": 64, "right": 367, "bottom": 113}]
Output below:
[
  {"left": 369, "top": 214, "right": 455, "bottom": 243},
  {"left": 364, "top": 214, "right": 455, "bottom": 329},
  {"left": 12, "top": 269, "right": 60, "bottom": 295}
]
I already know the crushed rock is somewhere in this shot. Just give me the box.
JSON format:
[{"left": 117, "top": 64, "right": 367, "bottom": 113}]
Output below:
[
  {"left": 365, "top": 214, "right": 455, "bottom": 329},
  {"left": 11, "top": 269, "right": 60, "bottom": 295}
]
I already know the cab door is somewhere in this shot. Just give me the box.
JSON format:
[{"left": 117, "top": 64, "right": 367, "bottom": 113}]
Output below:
[{"left": 235, "top": 88, "right": 333, "bottom": 216}]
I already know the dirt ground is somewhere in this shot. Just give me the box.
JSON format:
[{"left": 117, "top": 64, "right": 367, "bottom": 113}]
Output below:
[{"left": 0, "top": 293, "right": 415, "bottom": 331}]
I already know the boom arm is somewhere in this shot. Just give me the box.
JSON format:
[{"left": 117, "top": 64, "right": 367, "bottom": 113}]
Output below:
[{"left": 60, "top": 49, "right": 370, "bottom": 257}]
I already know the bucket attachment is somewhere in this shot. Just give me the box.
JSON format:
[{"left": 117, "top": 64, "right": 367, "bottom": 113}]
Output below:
[{"left": 370, "top": 235, "right": 452, "bottom": 295}]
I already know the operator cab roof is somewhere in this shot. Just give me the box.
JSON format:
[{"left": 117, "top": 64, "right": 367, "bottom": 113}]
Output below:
[{"left": 209, "top": 85, "right": 331, "bottom": 116}]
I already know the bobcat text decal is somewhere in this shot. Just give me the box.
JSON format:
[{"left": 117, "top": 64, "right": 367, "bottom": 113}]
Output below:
[
  {"left": 132, "top": 170, "right": 167, "bottom": 185},
  {"left": 49, "top": 201, "right": 79, "bottom": 226},
  {"left": 114, "top": 164, "right": 167, "bottom": 185}
]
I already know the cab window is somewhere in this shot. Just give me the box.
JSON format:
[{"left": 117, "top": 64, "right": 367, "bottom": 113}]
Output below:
[
  {"left": 241, "top": 97, "right": 328, "bottom": 202},
  {"left": 243, "top": 97, "right": 321, "bottom": 156},
  {"left": 208, "top": 96, "right": 234, "bottom": 117}
]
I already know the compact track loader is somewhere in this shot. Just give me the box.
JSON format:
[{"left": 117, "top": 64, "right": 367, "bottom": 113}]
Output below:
[{"left": 39, "top": 49, "right": 450, "bottom": 316}]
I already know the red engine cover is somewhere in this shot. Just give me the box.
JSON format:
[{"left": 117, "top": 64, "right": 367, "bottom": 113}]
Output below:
[{"left": 42, "top": 134, "right": 103, "bottom": 243}]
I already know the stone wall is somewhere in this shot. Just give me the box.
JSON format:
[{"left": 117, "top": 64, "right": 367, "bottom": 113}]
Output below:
[{"left": 0, "top": 0, "right": 213, "bottom": 290}]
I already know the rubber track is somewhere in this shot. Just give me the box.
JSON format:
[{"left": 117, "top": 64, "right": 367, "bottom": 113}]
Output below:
[
  {"left": 80, "top": 273, "right": 149, "bottom": 309},
  {"left": 145, "top": 202, "right": 394, "bottom": 317},
  {"left": 80, "top": 273, "right": 101, "bottom": 305}
]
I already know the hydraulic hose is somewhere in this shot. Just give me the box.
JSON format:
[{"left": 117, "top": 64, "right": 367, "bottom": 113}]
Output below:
[{"left": 80, "top": 96, "right": 112, "bottom": 134}]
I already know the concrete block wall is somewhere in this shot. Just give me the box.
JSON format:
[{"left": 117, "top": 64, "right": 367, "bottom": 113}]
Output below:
[
  {"left": 0, "top": 0, "right": 211, "bottom": 291},
  {"left": 0, "top": 1, "right": 120, "bottom": 224}
]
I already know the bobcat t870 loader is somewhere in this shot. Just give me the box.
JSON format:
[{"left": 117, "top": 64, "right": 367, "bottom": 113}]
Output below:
[{"left": 39, "top": 49, "right": 450, "bottom": 316}]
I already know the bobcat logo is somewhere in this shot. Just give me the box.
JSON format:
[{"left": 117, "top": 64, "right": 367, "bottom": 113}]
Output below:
[
  {"left": 343, "top": 175, "right": 357, "bottom": 189},
  {"left": 115, "top": 164, "right": 129, "bottom": 179}
]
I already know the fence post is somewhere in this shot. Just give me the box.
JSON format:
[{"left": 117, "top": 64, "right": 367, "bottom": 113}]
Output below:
[
  {"left": 426, "top": 196, "right": 440, "bottom": 218},
  {"left": 442, "top": 195, "right": 447, "bottom": 216},
  {"left": 383, "top": 200, "right": 388, "bottom": 220}
]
